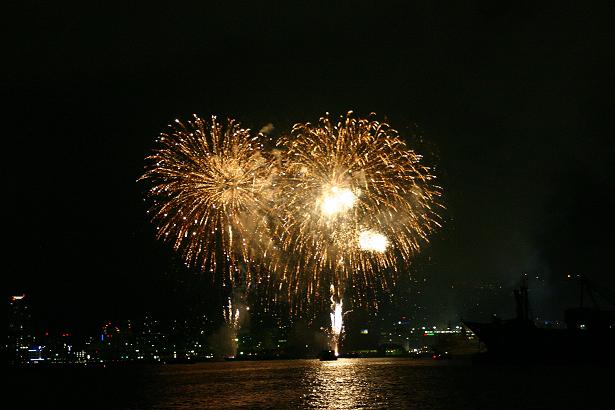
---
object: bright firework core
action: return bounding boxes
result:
[319,186,356,217]
[358,230,389,253]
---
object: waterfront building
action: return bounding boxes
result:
[7,294,35,365]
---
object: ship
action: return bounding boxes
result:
[464,276,615,363]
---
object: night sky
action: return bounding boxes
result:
[6,2,615,332]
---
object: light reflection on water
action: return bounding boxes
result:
[301,359,385,409]
[11,357,613,409]
[139,358,612,409]
[146,358,434,409]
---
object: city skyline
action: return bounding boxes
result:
[8,291,480,366]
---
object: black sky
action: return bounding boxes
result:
[6,1,615,330]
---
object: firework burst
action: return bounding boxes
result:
[270,112,442,312]
[140,115,274,287]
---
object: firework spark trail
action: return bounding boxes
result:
[140,115,275,287]
[224,297,241,354]
[329,293,343,356]
[224,296,241,330]
[270,112,442,313]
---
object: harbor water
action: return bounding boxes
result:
[9,357,613,409]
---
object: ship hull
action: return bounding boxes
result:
[465,321,615,363]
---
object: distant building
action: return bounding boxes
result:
[7,294,35,365]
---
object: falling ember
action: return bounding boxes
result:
[358,230,389,253]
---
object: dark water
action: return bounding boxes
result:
[9,358,613,409]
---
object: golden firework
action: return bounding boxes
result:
[270,112,442,311]
[140,115,274,287]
